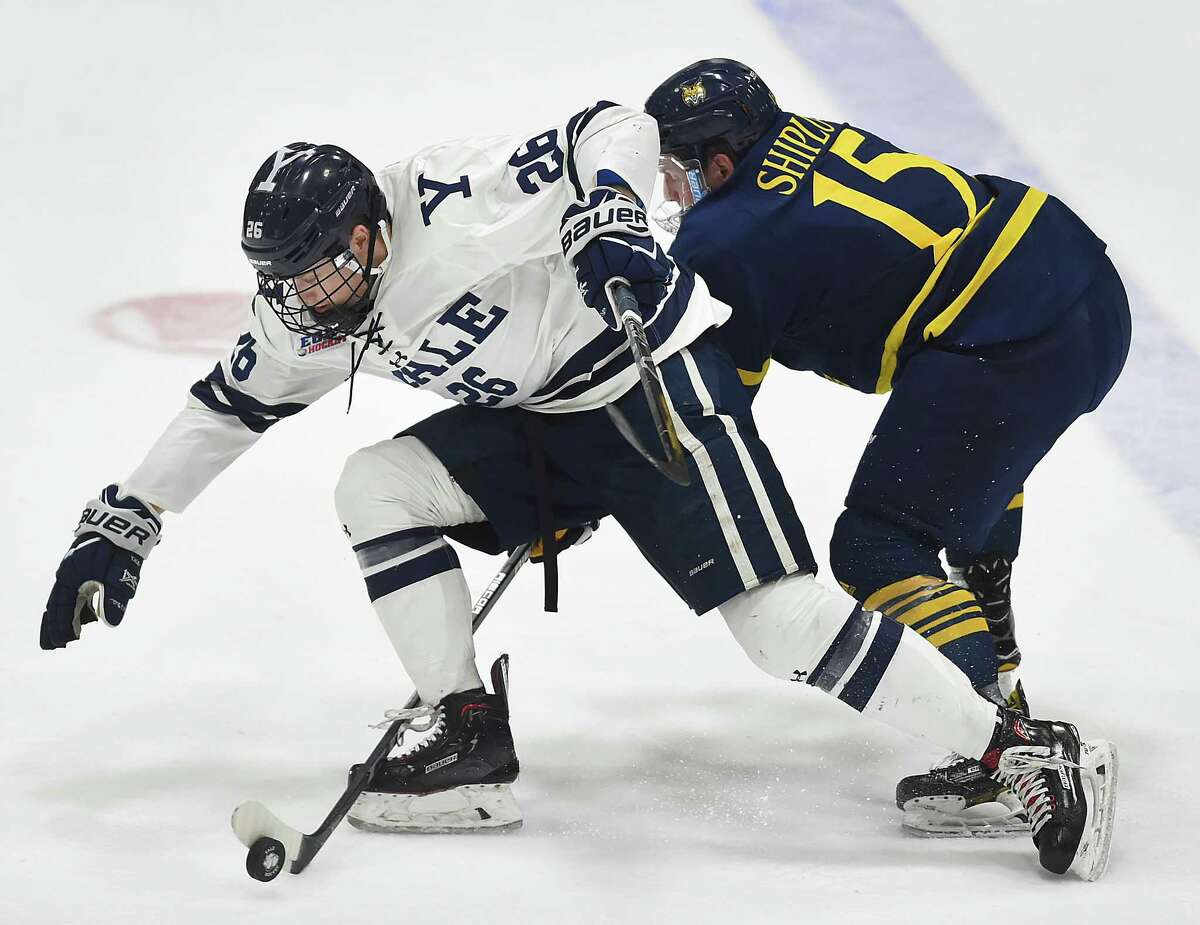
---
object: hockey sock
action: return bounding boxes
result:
[840,616,1000,758]
[351,527,483,702]
[799,606,998,757]
[863,576,999,695]
[721,573,997,758]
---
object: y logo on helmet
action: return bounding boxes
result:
[681,81,707,106]
[256,144,317,193]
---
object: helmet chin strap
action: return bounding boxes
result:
[366,219,392,292]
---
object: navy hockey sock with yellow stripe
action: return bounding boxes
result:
[863,575,998,695]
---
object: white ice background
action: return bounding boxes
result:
[2,1,1197,922]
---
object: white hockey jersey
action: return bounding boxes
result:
[124,102,729,513]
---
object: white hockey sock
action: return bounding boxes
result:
[858,622,1000,758]
[335,436,490,704]
[366,546,483,703]
[722,573,998,759]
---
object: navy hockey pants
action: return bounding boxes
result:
[404,335,818,615]
[830,253,1131,597]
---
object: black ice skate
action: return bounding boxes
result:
[982,711,1119,880]
[897,680,1032,837]
[896,754,1029,837]
[898,556,1030,836]
[346,655,522,834]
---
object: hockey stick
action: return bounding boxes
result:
[231,542,532,882]
[603,281,691,486]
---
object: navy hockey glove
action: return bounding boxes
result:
[561,187,674,329]
[41,485,162,650]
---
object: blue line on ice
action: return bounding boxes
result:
[757,0,1200,541]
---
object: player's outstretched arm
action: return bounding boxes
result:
[40,304,344,650]
[122,303,345,513]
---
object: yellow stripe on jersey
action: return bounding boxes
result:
[873,200,995,393]
[813,173,960,261]
[1007,492,1025,511]
[922,188,1049,341]
[829,130,981,225]
[738,359,771,387]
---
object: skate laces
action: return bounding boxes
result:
[369,704,439,733]
[381,704,454,761]
[995,747,1081,835]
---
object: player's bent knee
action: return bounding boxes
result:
[828,507,873,595]
[829,507,939,601]
[334,436,445,540]
[719,572,861,682]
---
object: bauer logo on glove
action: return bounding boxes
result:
[77,502,159,550]
[559,189,649,257]
[40,485,163,649]
[561,187,675,328]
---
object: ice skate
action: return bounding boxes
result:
[983,711,1119,880]
[899,557,1030,836]
[898,679,1031,836]
[897,753,1030,837]
[347,656,522,834]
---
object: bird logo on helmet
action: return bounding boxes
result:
[681,80,707,106]
[646,58,781,233]
[646,58,780,161]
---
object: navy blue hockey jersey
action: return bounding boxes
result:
[671,112,1109,394]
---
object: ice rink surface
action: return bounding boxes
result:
[3,1,1198,921]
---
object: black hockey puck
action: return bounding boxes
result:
[246,836,287,882]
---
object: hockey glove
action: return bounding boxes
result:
[529,521,598,563]
[561,187,674,329]
[40,485,162,650]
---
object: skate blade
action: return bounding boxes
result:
[1071,740,1119,882]
[901,798,1030,838]
[347,783,523,834]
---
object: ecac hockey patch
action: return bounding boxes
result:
[298,334,347,356]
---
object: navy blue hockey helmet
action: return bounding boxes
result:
[645,58,779,163]
[242,143,389,337]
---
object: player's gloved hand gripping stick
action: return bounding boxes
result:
[559,186,690,486]
[603,281,690,486]
[231,542,531,882]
